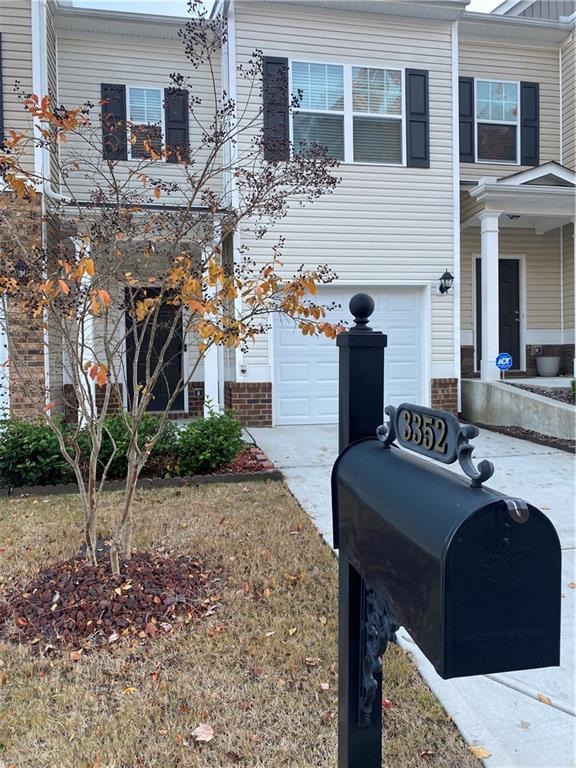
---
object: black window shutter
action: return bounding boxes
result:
[164,88,189,163]
[0,34,5,143]
[101,83,127,161]
[459,76,475,163]
[520,81,539,166]
[263,56,289,162]
[405,69,429,168]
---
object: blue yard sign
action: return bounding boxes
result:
[496,352,513,371]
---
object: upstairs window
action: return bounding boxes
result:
[291,61,406,165]
[291,62,345,160]
[352,67,403,164]
[476,80,519,163]
[128,87,163,159]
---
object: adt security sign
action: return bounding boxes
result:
[496,352,513,371]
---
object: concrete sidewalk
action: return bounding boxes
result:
[250,425,576,768]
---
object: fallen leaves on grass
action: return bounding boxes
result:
[191,724,214,743]
[469,745,491,759]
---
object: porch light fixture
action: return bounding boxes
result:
[439,270,454,295]
[14,260,28,281]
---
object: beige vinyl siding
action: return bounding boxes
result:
[0,1,34,173]
[56,29,220,201]
[561,32,575,170]
[563,223,574,331]
[235,2,456,373]
[460,190,484,223]
[460,227,562,336]
[459,39,560,180]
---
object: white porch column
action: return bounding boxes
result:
[479,211,501,381]
[203,343,220,415]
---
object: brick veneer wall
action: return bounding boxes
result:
[187,381,204,418]
[6,310,46,418]
[224,382,272,427]
[431,378,458,413]
[1,193,45,418]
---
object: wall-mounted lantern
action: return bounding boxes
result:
[14,260,28,281]
[439,269,454,295]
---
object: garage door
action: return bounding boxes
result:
[273,286,425,425]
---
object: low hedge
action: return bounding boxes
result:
[0,410,244,490]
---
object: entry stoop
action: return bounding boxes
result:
[462,379,576,441]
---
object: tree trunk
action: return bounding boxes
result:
[83,500,98,566]
[116,460,139,560]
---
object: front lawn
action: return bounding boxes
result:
[0,482,479,767]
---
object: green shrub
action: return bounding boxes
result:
[177,409,243,476]
[0,419,73,489]
[90,413,178,479]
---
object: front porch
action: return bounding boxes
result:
[460,162,575,381]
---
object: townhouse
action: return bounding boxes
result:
[0,0,574,426]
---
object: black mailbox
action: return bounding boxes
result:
[332,294,562,768]
[333,433,562,680]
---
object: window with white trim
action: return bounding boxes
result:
[352,67,402,164]
[476,80,519,163]
[291,61,404,165]
[292,62,345,161]
[127,87,163,159]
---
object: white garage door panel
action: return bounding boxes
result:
[274,287,425,425]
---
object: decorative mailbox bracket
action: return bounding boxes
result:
[377,403,495,488]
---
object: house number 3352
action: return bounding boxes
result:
[399,408,447,454]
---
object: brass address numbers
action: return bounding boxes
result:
[381,403,462,465]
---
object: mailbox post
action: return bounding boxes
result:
[333,293,561,768]
[335,293,390,768]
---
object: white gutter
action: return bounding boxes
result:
[452,19,462,410]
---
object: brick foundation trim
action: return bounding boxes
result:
[187,381,205,418]
[224,382,272,427]
[461,344,575,379]
[431,378,458,414]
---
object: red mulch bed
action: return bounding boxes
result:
[213,444,275,475]
[0,551,222,652]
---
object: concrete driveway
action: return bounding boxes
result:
[250,425,575,768]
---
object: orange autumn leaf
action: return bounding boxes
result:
[84,258,95,277]
[58,279,70,295]
[153,186,161,200]
[98,290,111,308]
[43,402,55,412]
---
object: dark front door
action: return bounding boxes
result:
[125,289,185,412]
[475,258,521,371]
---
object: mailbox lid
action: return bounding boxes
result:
[443,498,561,679]
[333,439,505,559]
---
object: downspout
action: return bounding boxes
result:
[32,0,52,408]
[560,226,564,345]
[451,19,462,411]
[224,0,246,386]
[559,44,563,165]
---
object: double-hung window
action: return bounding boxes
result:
[291,62,345,161]
[291,61,404,165]
[352,67,403,164]
[476,80,519,163]
[127,87,163,160]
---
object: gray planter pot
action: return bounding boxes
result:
[536,356,561,377]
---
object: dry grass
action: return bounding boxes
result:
[0,483,480,768]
